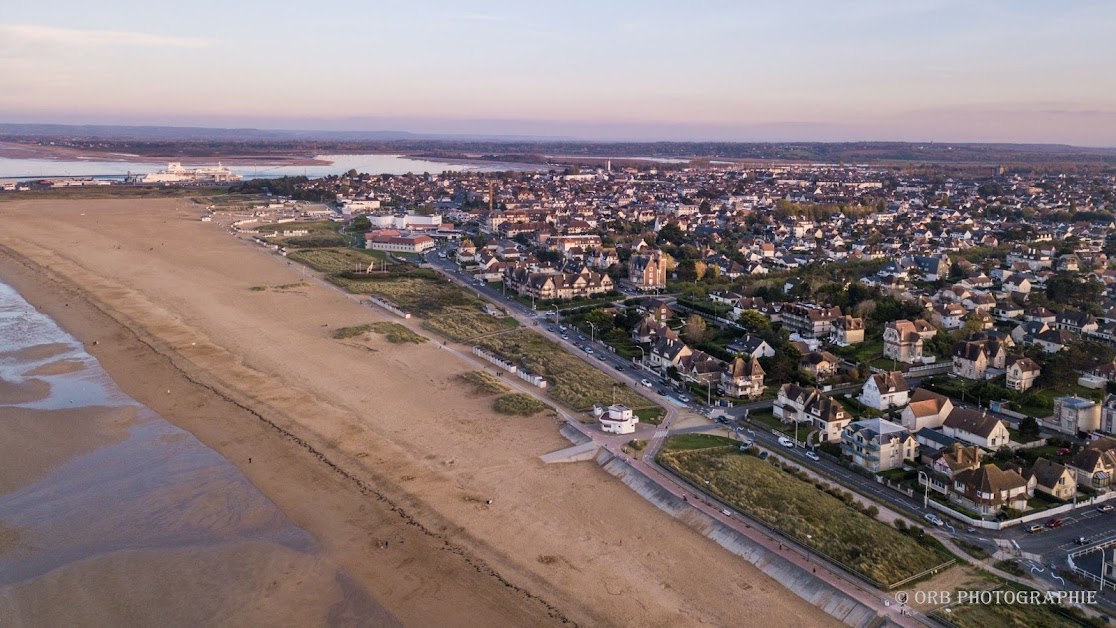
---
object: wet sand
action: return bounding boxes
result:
[0,198,835,627]
[23,358,87,376]
[0,378,50,405]
[0,405,138,494]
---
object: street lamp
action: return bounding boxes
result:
[918,470,930,508]
[588,321,598,343]
[553,304,560,325]
[805,534,813,563]
[636,345,645,367]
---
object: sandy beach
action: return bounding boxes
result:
[0,198,835,627]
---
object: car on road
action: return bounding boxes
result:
[596,354,606,361]
[678,394,691,403]
[721,509,733,517]
[560,334,568,340]
[1046,518,1064,528]
[613,364,625,371]
[924,513,944,527]
[1027,524,1045,534]
[1099,504,1114,513]
[778,436,794,448]
[641,379,653,388]
[1075,536,1092,545]
[547,326,555,332]
[656,389,666,396]
[758,450,769,460]
[805,451,820,461]
[585,347,593,354]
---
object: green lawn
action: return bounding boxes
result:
[660,434,738,451]
[634,406,665,425]
[659,446,952,587]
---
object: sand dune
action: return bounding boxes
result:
[0,198,835,627]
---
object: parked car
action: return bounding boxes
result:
[1058,447,1071,456]
[678,395,691,403]
[613,364,624,371]
[640,379,653,388]
[1099,504,1114,513]
[1075,536,1092,545]
[1027,524,1045,534]
[778,436,794,448]
[585,347,594,354]
[560,334,569,340]
[758,451,769,460]
[722,509,733,517]
[656,389,666,396]
[596,354,607,361]
[805,451,820,462]
[924,513,944,527]
[1046,518,1064,528]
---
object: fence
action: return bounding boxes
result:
[1068,539,1116,592]
[368,296,410,319]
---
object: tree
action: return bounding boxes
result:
[657,223,685,246]
[736,310,772,334]
[1018,416,1041,440]
[693,261,708,281]
[683,315,708,344]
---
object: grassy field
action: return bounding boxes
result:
[458,371,508,396]
[493,393,552,416]
[0,186,230,202]
[661,434,738,451]
[659,444,951,587]
[476,328,654,411]
[288,248,395,274]
[939,578,1091,628]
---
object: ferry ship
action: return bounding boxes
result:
[136,162,242,184]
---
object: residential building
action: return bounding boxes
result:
[1050,396,1101,436]
[726,335,775,359]
[942,408,1010,450]
[951,338,1006,380]
[1005,356,1041,392]
[951,464,1033,516]
[628,251,669,291]
[900,388,954,432]
[883,319,934,364]
[830,315,865,345]
[1024,459,1077,501]
[720,357,765,398]
[858,371,910,411]
[800,350,841,380]
[364,233,436,253]
[780,303,842,339]
[1103,394,1116,434]
[1067,437,1116,489]
[841,418,918,472]
[503,268,613,300]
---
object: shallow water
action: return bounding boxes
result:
[0,280,316,585]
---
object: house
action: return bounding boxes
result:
[830,316,865,346]
[503,268,613,300]
[1054,309,1098,335]
[774,383,815,424]
[933,303,967,330]
[726,335,775,359]
[720,357,765,398]
[883,319,934,364]
[1005,356,1041,392]
[1102,394,1116,434]
[1033,328,1074,353]
[1024,458,1077,501]
[901,388,954,432]
[942,408,1010,450]
[951,339,1006,380]
[800,350,841,380]
[951,464,1033,516]
[649,337,692,371]
[773,384,850,443]
[628,251,669,291]
[678,350,725,386]
[858,371,910,411]
[931,443,984,479]
[841,418,918,472]
[1050,396,1101,436]
[599,404,638,435]
[631,316,677,345]
[1067,437,1116,489]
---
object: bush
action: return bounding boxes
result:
[493,393,550,416]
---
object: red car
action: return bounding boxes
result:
[1046,518,1064,528]
[1058,448,1071,456]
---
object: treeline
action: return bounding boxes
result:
[228,176,332,201]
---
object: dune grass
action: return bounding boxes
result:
[493,393,551,416]
[459,371,508,396]
[659,446,951,587]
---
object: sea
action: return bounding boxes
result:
[0,153,520,181]
[0,278,390,621]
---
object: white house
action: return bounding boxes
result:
[599,404,638,435]
[858,371,910,411]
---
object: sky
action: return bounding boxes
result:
[1,0,1115,145]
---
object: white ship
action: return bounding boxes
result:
[138,162,242,184]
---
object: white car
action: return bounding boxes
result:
[805,451,820,461]
[678,394,691,403]
[640,379,653,388]
[924,513,944,527]
[721,509,733,517]
[778,436,794,448]
[585,347,593,354]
